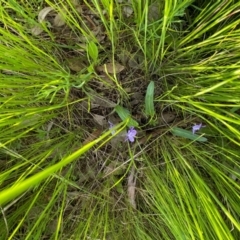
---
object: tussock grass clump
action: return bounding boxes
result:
[0,0,239,239]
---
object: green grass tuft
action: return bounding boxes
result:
[0,0,240,239]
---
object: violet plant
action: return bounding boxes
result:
[126,127,137,142]
[192,123,204,134]
[108,121,137,142]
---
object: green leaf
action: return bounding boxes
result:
[145,81,155,117]
[171,127,208,142]
[115,105,139,127]
[87,41,98,62]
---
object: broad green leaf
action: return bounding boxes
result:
[115,105,139,127]
[171,127,207,142]
[87,41,98,62]
[145,81,155,117]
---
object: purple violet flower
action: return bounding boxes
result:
[126,127,137,142]
[192,123,203,134]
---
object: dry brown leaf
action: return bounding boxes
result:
[92,114,106,126]
[92,26,106,43]
[106,115,128,147]
[76,43,87,52]
[38,7,54,23]
[159,112,176,124]
[128,53,144,69]
[31,7,53,36]
[71,0,79,6]
[67,57,87,72]
[148,2,162,22]
[76,5,83,14]
[53,10,66,27]
[98,73,115,86]
[130,92,144,106]
[123,6,133,17]
[31,7,54,36]
[118,52,129,66]
[91,95,117,108]
[31,25,44,36]
[31,6,66,35]
[104,160,126,176]
[109,129,127,147]
[97,62,125,74]
[83,129,102,145]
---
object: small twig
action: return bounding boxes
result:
[127,165,137,209]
